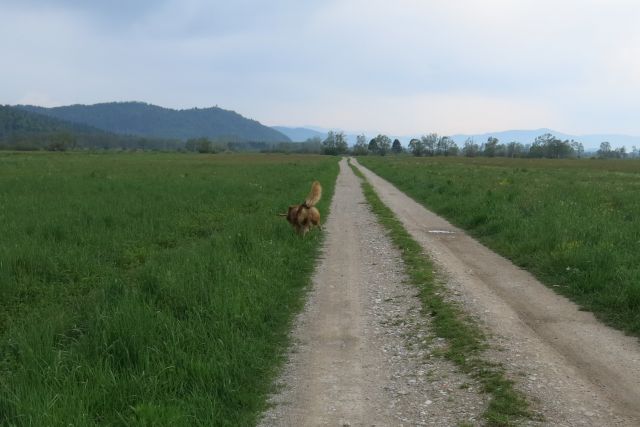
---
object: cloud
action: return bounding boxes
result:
[1,0,640,134]
[252,90,558,136]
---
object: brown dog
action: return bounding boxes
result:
[279,181,322,235]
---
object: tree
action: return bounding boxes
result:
[352,134,368,155]
[196,138,212,153]
[408,138,425,156]
[322,131,348,155]
[530,133,573,159]
[436,136,458,156]
[322,131,337,155]
[375,134,391,156]
[570,140,584,158]
[598,141,612,158]
[392,138,403,154]
[484,137,499,157]
[462,137,480,157]
[368,138,379,154]
[303,136,323,153]
[46,131,75,151]
[420,133,438,156]
[505,141,525,158]
[185,138,197,152]
[335,131,348,154]
[615,146,627,159]
[446,139,459,156]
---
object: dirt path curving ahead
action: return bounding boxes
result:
[353,158,640,426]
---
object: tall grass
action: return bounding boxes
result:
[358,156,640,337]
[0,152,338,426]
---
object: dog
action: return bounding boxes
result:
[279,181,322,235]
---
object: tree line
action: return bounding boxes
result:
[317,130,639,159]
[321,132,403,156]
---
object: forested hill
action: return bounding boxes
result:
[1,105,105,137]
[0,104,182,151]
[18,102,290,143]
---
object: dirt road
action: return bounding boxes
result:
[353,158,640,426]
[260,158,485,426]
[260,158,640,426]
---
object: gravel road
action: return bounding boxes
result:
[259,157,640,426]
[259,158,486,426]
[353,158,640,426]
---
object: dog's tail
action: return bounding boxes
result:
[304,181,322,208]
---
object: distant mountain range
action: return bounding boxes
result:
[275,126,640,150]
[271,126,326,142]
[17,102,290,143]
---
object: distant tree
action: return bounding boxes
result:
[505,141,525,158]
[484,137,499,157]
[335,131,348,154]
[553,139,573,158]
[436,136,458,156]
[421,133,438,156]
[529,139,544,158]
[46,132,75,151]
[462,137,480,157]
[447,140,460,156]
[569,140,584,158]
[322,131,337,155]
[408,138,425,156]
[392,138,403,154]
[196,138,212,153]
[353,134,368,155]
[321,131,348,155]
[185,138,197,152]
[375,134,392,156]
[368,138,379,153]
[529,133,573,159]
[303,136,323,153]
[435,136,446,156]
[598,141,612,158]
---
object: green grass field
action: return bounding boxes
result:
[358,156,640,337]
[0,152,338,426]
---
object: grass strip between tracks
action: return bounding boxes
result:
[349,159,532,426]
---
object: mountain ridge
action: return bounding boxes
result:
[18,101,290,143]
[271,126,325,142]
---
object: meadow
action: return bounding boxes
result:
[0,152,338,426]
[358,156,640,337]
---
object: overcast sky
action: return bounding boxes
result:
[2,0,640,135]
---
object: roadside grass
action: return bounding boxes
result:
[0,152,338,426]
[358,156,640,338]
[349,160,531,426]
